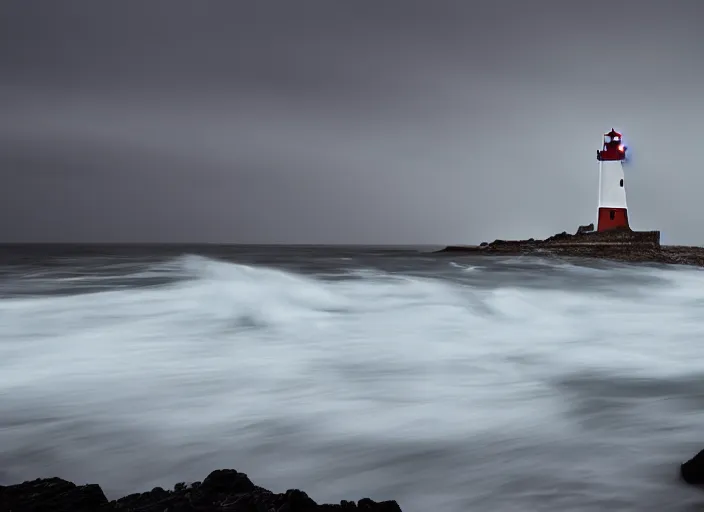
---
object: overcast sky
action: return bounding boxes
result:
[1,0,703,244]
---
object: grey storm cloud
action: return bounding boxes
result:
[1,0,703,244]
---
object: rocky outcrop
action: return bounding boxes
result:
[542,226,660,247]
[0,469,403,512]
[575,223,594,235]
[436,225,704,267]
[681,449,704,485]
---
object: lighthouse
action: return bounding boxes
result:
[596,129,629,232]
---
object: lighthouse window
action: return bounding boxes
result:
[609,210,615,220]
[620,179,624,187]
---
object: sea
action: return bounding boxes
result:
[1,244,704,512]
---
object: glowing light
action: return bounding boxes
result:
[619,145,625,152]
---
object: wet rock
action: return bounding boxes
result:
[201,469,256,495]
[0,470,403,512]
[438,226,704,268]
[681,448,704,485]
[0,477,110,511]
[575,223,595,235]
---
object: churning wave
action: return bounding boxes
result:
[2,253,704,511]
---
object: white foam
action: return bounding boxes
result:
[449,261,479,271]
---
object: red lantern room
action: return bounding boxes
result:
[597,129,627,162]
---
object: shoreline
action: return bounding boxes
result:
[437,227,704,268]
[0,469,403,512]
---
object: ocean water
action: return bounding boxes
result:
[1,244,703,511]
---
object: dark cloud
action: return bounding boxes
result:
[1,0,703,243]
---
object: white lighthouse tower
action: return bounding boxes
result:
[596,128,629,231]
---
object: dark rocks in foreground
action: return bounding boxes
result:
[681,449,704,486]
[438,226,704,267]
[0,469,403,512]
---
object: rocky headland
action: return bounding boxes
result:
[438,225,704,267]
[0,469,402,512]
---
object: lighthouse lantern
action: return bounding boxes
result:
[596,128,629,232]
[597,129,627,162]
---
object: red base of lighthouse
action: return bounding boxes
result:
[597,207,630,232]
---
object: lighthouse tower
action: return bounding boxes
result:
[596,129,629,231]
